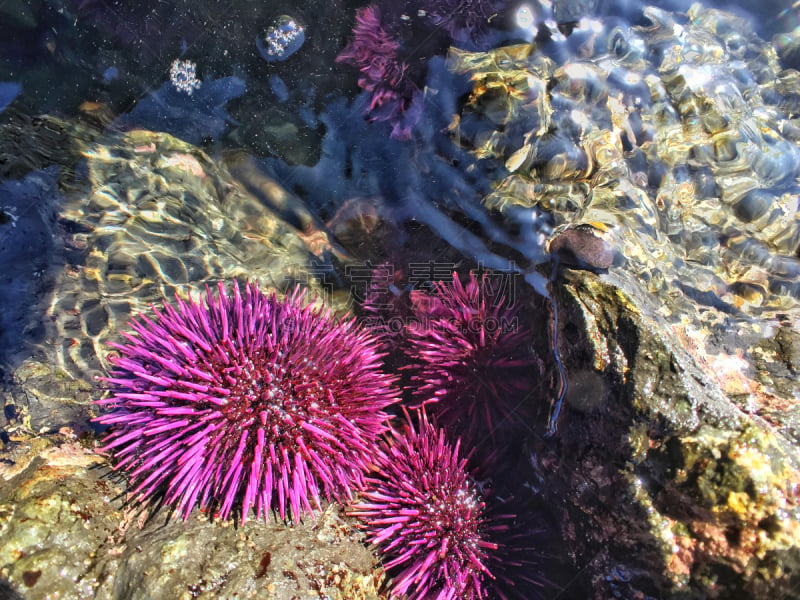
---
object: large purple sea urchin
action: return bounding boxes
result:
[350,411,504,600]
[93,281,399,522]
[405,272,535,441]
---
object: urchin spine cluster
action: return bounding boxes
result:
[336,5,421,139]
[349,411,503,600]
[94,280,399,522]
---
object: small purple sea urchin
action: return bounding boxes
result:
[93,281,399,522]
[405,272,535,441]
[350,410,505,600]
[336,5,423,139]
[419,0,505,42]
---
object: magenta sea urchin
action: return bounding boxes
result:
[336,5,423,139]
[93,281,399,522]
[405,272,535,440]
[349,411,506,600]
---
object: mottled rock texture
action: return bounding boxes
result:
[0,432,383,599]
[533,271,800,598]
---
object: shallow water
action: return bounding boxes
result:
[3,0,794,389]
[1,0,799,598]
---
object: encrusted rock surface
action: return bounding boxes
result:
[534,270,800,598]
[0,431,383,599]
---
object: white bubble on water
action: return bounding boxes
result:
[256,15,305,63]
[515,4,535,30]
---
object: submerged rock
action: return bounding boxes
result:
[256,15,306,63]
[0,120,332,434]
[548,224,617,271]
[534,270,800,597]
[448,2,800,341]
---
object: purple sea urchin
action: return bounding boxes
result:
[93,281,399,522]
[420,0,504,42]
[336,6,423,139]
[405,272,535,441]
[350,410,504,600]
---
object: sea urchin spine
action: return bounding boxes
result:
[336,5,422,139]
[93,281,400,523]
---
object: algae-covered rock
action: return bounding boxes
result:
[0,431,384,599]
[535,271,800,598]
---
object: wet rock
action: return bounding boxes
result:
[536,270,800,598]
[0,432,383,600]
[549,225,617,272]
[0,433,124,599]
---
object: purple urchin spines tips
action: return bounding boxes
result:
[349,410,503,600]
[404,271,535,440]
[360,262,415,354]
[93,280,400,522]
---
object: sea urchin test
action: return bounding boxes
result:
[93,281,399,522]
[256,15,305,62]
